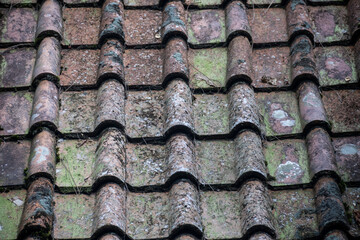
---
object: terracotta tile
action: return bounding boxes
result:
[343,187,360,237]
[100,233,122,240]
[315,46,358,86]
[126,143,166,187]
[59,90,97,133]
[123,0,159,6]
[184,0,222,7]
[271,189,319,239]
[162,1,187,43]
[125,90,165,138]
[0,0,36,4]
[324,230,349,240]
[309,6,350,43]
[124,10,162,46]
[285,0,313,42]
[163,38,188,84]
[196,139,235,184]
[256,91,302,137]
[322,90,360,133]
[247,8,288,44]
[0,190,27,240]
[265,139,310,186]
[124,49,163,86]
[63,8,101,45]
[225,1,251,42]
[189,48,227,89]
[0,48,35,88]
[98,40,125,84]
[0,8,37,43]
[333,136,360,182]
[201,191,241,239]
[127,192,169,239]
[193,93,229,135]
[0,91,33,136]
[248,0,281,4]
[99,0,124,45]
[54,193,94,239]
[252,47,291,88]
[60,49,99,87]
[249,233,274,240]
[0,140,30,186]
[187,10,226,45]
[64,0,99,4]
[56,138,97,193]
[348,0,360,39]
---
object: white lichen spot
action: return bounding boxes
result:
[280,119,295,127]
[276,161,303,182]
[31,113,40,122]
[32,146,50,164]
[340,144,358,155]
[272,109,288,119]
[10,196,24,206]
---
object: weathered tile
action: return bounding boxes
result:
[0,48,35,88]
[322,90,360,133]
[64,0,100,4]
[123,0,159,6]
[54,193,94,239]
[316,46,358,86]
[0,8,37,43]
[193,93,229,136]
[125,90,165,138]
[309,6,350,43]
[256,92,302,137]
[189,48,227,89]
[0,91,33,136]
[126,143,166,187]
[98,40,124,84]
[265,139,310,186]
[163,38,188,84]
[56,139,97,192]
[201,191,241,239]
[99,0,124,46]
[0,190,27,240]
[0,0,36,4]
[187,10,226,45]
[285,0,313,42]
[127,192,169,239]
[162,2,187,44]
[0,141,30,186]
[124,10,162,46]
[247,8,288,44]
[247,0,281,4]
[184,0,222,7]
[124,49,163,86]
[343,187,360,238]
[59,90,97,133]
[60,49,99,87]
[252,47,291,88]
[196,140,235,184]
[271,189,319,239]
[63,8,101,45]
[333,136,360,182]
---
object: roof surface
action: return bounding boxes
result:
[0,0,360,239]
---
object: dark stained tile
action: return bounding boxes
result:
[63,8,101,45]
[247,8,288,44]
[0,91,33,136]
[343,187,360,238]
[265,139,310,186]
[0,141,30,186]
[124,49,163,86]
[124,10,162,46]
[60,49,99,87]
[322,90,360,133]
[0,48,35,88]
[187,10,226,45]
[0,8,37,43]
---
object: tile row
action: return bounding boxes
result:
[2,41,360,89]
[2,183,360,239]
[1,0,359,46]
[2,87,360,138]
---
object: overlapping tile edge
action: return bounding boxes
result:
[0,0,360,239]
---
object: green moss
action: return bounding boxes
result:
[0,55,7,87]
[23,92,33,104]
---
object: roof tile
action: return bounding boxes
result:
[162,1,187,44]
[99,0,125,45]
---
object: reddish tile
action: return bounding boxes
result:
[315,46,358,86]
[265,139,310,186]
[256,92,302,137]
[0,8,37,43]
[271,189,319,239]
[64,0,99,4]
[225,2,251,41]
[0,140,30,186]
[184,0,222,7]
[54,193,94,239]
[333,136,360,182]
[322,90,360,133]
[187,10,226,45]
[309,6,350,43]
[162,2,187,43]
[59,90,97,133]
[252,47,291,88]
[248,0,281,4]
[163,38,188,84]
[63,8,101,45]
[124,49,163,86]
[0,48,35,88]
[193,93,229,135]
[0,190,27,240]
[0,91,33,136]
[247,8,288,44]
[124,10,162,46]
[98,40,124,84]
[60,49,99,87]
[123,0,159,6]
[99,0,124,45]
[125,90,165,138]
